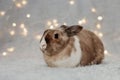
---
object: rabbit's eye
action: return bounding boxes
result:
[54,33,59,39]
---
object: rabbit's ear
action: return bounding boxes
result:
[60,25,68,30]
[65,25,83,37]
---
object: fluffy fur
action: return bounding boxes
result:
[40,25,104,67]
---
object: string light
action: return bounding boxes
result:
[104,50,109,55]
[12,23,17,27]
[26,14,31,18]
[22,0,27,5]
[91,8,96,13]
[46,19,59,28]
[35,35,42,40]
[78,18,87,25]
[2,52,7,56]
[22,28,28,36]
[50,25,54,29]
[10,30,15,36]
[47,21,52,26]
[14,0,27,8]
[63,22,67,25]
[7,47,15,52]
[53,19,57,23]
[96,23,101,29]
[20,23,25,28]
[78,20,82,25]
[69,0,75,5]
[16,3,22,8]
[82,18,86,24]
[0,11,5,16]
[20,23,28,36]
[97,16,103,21]
[98,32,103,38]
[104,50,111,56]
[13,0,16,2]
[54,23,59,27]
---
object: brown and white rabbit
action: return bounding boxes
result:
[40,25,104,67]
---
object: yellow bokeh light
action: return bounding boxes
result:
[96,24,101,29]
[69,0,75,5]
[10,30,15,36]
[104,50,108,55]
[63,22,67,25]
[12,23,16,27]
[16,3,22,8]
[78,20,82,25]
[50,25,54,29]
[13,0,16,2]
[104,50,111,56]
[35,35,42,40]
[2,52,7,56]
[22,28,28,36]
[91,8,96,13]
[26,14,31,18]
[54,23,59,27]
[53,19,57,23]
[78,18,87,25]
[82,18,86,24]
[7,47,15,52]
[98,32,103,38]
[47,21,52,26]
[22,0,27,5]
[0,11,5,16]
[97,16,103,21]
[20,23,25,28]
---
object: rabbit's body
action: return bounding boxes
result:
[40,25,104,67]
[44,36,81,67]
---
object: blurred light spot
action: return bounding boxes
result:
[54,23,59,27]
[82,18,86,24]
[7,47,15,52]
[104,50,108,55]
[91,8,96,13]
[20,23,25,28]
[16,3,22,8]
[35,35,42,40]
[12,23,16,27]
[78,20,82,25]
[53,19,57,23]
[97,16,103,21]
[2,52,7,56]
[69,0,75,5]
[98,32,103,38]
[22,0,27,5]
[47,21,52,26]
[0,11,5,16]
[26,14,31,18]
[50,25,54,29]
[78,18,87,25]
[63,22,67,25]
[10,30,15,36]
[13,0,16,2]
[96,24,101,29]
[22,28,28,36]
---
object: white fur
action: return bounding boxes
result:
[53,36,81,67]
[40,36,47,50]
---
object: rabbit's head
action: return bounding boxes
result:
[40,25,83,56]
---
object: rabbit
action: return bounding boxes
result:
[40,25,104,67]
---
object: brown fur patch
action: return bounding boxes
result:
[77,29,104,66]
